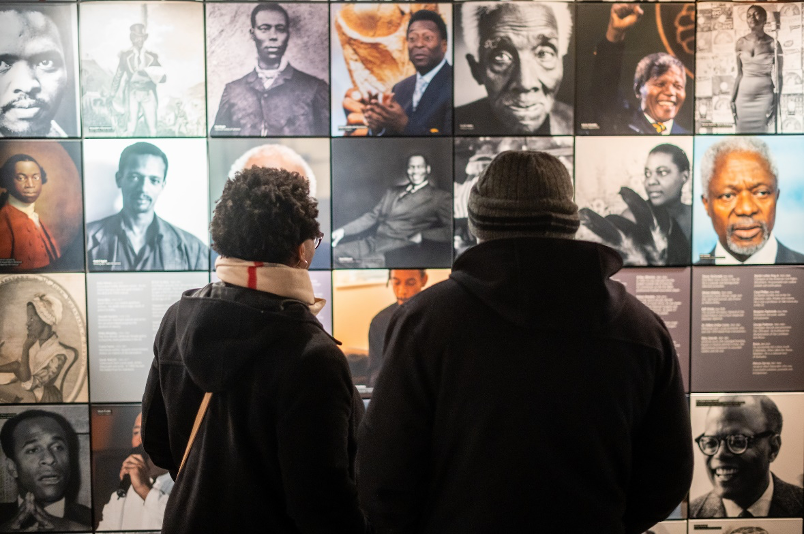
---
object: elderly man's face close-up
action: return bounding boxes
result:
[701,403,779,506]
[471,4,563,133]
[116,154,167,216]
[0,10,67,137]
[9,160,44,205]
[644,151,687,208]
[639,65,686,124]
[703,151,778,260]
[6,416,70,504]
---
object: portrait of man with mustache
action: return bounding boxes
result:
[697,137,804,265]
[0,6,77,138]
[85,142,208,272]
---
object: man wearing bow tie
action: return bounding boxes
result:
[332,154,451,268]
[211,3,329,137]
[363,9,453,136]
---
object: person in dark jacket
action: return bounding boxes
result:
[141,167,366,533]
[357,150,694,533]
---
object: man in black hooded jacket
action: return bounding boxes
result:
[357,151,693,532]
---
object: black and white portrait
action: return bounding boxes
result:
[454,2,575,136]
[0,141,84,272]
[0,4,79,138]
[454,136,574,257]
[332,138,453,268]
[207,3,330,137]
[0,274,87,404]
[208,138,331,269]
[575,3,695,136]
[689,394,804,519]
[79,2,206,137]
[91,405,172,532]
[575,136,693,266]
[696,3,802,134]
[83,139,209,272]
[0,405,90,532]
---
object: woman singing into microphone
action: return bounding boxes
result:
[731,5,783,133]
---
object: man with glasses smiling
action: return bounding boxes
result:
[86,142,207,271]
[691,396,804,518]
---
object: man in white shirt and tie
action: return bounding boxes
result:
[364,10,453,136]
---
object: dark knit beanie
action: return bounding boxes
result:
[468,150,580,241]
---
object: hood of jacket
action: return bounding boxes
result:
[172,282,331,393]
[449,237,627,333]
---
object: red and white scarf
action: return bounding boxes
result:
[214,257,325,316]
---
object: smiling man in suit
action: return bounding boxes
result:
[691,396,804,518]
[363,9,452,136]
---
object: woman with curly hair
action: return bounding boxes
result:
[141,167,366,532]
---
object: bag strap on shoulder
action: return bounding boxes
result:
[178,392,212,477]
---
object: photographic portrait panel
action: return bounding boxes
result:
[91,403,171,532]
[691,265,804,392]
[692,135,804,265]
[79,1,206,137]
[0,4,80,138]
[83,138,209,273]
[207,2,330,137]
[689,393,804,519]
[0,274,88,404]
[696,3,804,135]
[454,2,576,136]
[0,404,90,532]
[208,137,331,269]
[332,137,453,269]
[453,136,573,257]
[575,2,695,136]
[0,141,84,272]
[330,3,453,137]
[332,268,450,393]
[574,136,693,266]
[87,272,209,403]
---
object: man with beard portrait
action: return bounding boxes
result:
[698,137,804,265]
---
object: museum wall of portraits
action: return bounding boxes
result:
[0,0,803,532]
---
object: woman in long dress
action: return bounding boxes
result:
[731,5,783,133]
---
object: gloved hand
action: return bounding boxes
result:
[579,187,672,266]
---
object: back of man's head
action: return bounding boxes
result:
[468,150,579,242]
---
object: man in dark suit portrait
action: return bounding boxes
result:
[586,4,689,136]
[0,410,90,532]
[698,137,804,265]
[110,23,166,137]
[211,3,329,137]
[363,9,452,136]
[86,142,207,272]
[332,153,451,268]
[455,2,573,136]
[691,396,804,518]
[366,269,428,388]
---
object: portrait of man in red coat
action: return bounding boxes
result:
[0,154,60,271]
